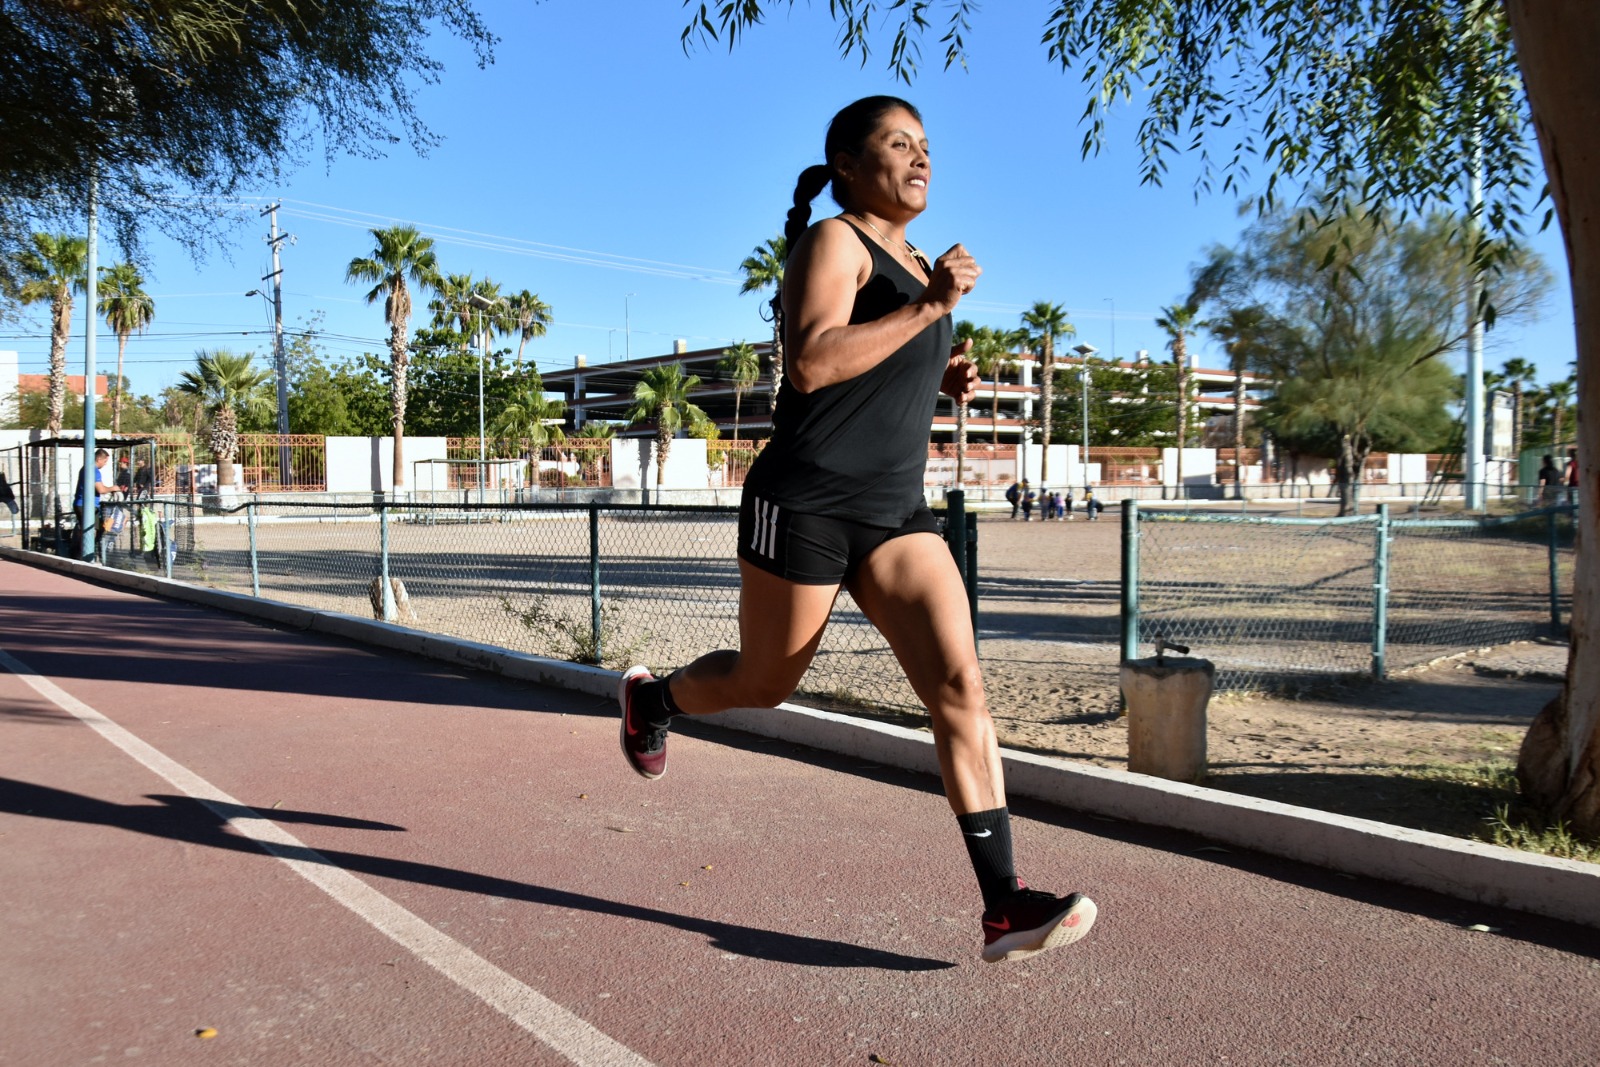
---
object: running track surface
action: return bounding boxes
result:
[2,559,1598,1067]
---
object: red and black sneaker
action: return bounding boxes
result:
[980,885,1097,963]
[618,665,668,780]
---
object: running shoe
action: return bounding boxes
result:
[618,664,668,780]
[980,885,1097,963]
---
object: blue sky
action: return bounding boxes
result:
[3,1,1579,401]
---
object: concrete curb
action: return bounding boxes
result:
[5,545,1596,931]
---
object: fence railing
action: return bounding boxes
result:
[37,497,979,714]
[12,487,1572,711]
[1121,499,1576,691]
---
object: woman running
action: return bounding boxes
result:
[618,95,1097,963]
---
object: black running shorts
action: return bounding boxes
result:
[737,492,942,585]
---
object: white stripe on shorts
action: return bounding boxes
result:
[750,496,780,560]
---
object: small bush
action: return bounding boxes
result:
[499,594,645,669]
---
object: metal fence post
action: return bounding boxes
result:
[379,503,395,621]
[247,502,260,598]
[1120,499,1139,664]
[942,490,979,647]
[162,501,173,580]
[589,502,602,662]
[1548,506,1562,630]
[1372,503,1390,679]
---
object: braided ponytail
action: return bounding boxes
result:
[783,164,834,258]
[771,163,834,328]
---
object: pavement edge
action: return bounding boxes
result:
[5,545,1595,931]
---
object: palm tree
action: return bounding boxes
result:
[1500,357,1538,454]
[177,349,273,490]
[506,288,553,372]
[16,232,88,434]
[489,372,567,468]
[954,322,1014,486]
[1209,305,1269,498]
[1020,302,1075,483]
[98,262,156,434]
[739,236,786,409]
[626,364,709,489]
[1156,302,1202,494]
[345,225,442,492]
[430,272,478,335]
[717,340,761,441]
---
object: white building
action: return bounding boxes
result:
[0,350,17,424]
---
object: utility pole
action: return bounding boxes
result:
[262,203,290,487]
[80,171,100,561]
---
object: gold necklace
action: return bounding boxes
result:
[853,215,928,274]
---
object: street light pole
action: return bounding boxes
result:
[625,293,636,359]
[468,293,506,503]
[1073,343,1098,494]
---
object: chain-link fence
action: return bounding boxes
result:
[19,490,1576,709]
[73,498,926,713]
[1125,501,1576,691]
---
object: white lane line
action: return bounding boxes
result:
[0,646,655,1067]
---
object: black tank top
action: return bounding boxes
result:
[743,220,952,525]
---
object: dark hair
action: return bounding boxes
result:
[771,96,921,331]
[781,95,922,257]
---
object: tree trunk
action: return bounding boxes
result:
[656,420,672,488]
[1512,381,1524,456]
[1233,356,1246,499]
[1039,340,1054,484]
[1335,435,1357,517]
[732,391,741,442]
[1505,0,1600,834]
[1554,400,1565,448]
[212,407,238,489]
[113,332,129,434]
[48,296,70,435]
[390,322,408,493]
[956,400,968,487]
[1174,340,1189,496]
[992,365,1002,445]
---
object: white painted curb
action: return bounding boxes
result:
[5,545,1596,931]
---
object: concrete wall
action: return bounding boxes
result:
[0,350,16,424]
[1015,443,1071,488]
[1162,447,1218,487]
[610,437,709,491]
[325,436,449,494]
[1390,453,1429,484]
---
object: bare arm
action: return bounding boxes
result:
[782,218,979,393]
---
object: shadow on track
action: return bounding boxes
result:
[0,777,954,973]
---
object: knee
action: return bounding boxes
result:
[740,674,799,709]
[937,661,986,711]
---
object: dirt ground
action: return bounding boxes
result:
[967,512,1566,841]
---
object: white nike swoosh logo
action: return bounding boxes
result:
[965,829,993,838]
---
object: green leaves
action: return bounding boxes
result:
[686,2,1536,269]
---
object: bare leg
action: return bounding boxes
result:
[667,559,840,715]
[846,532,1003,815]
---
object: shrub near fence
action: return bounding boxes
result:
[1123,500,1576,691]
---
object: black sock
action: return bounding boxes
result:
[637,672,681,730]
[957,807,1019,911]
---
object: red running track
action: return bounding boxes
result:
[2,558,1598,1066]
